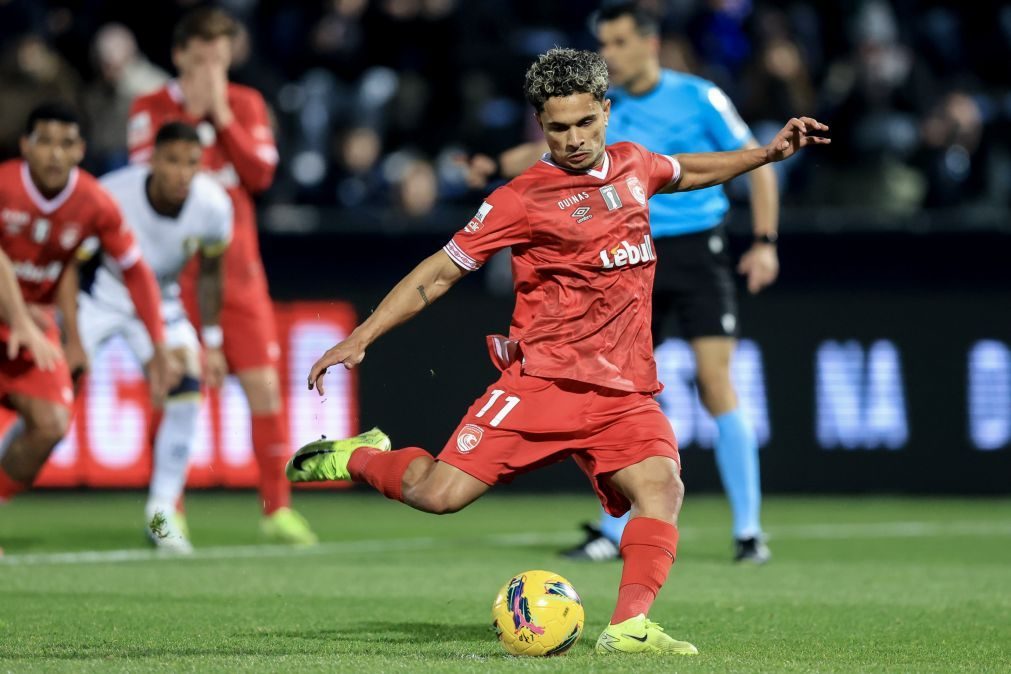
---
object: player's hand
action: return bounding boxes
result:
[204,347,228,389]
[7,316,60,371]
[738,243,780,294]
[461,154,499,190]
[206,66,233,127]
[179,70,212,119]
[765,117,830,162]
[307,337,366,396]
[62,338,90,389]
[147,344,181,400]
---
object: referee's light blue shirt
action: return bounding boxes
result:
[607,69,753,238]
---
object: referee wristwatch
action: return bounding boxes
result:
[755,232,779,245]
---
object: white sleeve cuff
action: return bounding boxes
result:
[443,240,481,271]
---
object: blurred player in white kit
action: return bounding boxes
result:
[66,121,232,552]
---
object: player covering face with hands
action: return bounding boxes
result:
[294,48,827,656]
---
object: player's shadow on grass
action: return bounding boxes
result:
[261,621,491,644]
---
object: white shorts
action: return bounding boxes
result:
[79,293,199,366]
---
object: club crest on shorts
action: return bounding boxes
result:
[457,424,484,453]
[626,176,647,206]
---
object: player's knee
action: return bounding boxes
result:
[167,374,201,401]
[24,406,69,450]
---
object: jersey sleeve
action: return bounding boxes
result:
[634,144,682,197]
[443,186,530,272]
[198,180,234,257]
[92,191,142,269]
[215,88,279,194]
[127,97,157,164]
[700,84,753,151]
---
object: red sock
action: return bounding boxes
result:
[251,413,291,515]
[611,517,679,624]
[0,466,29,503]
[347,446,430,502]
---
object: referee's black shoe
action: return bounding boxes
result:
[734,536,771,564]
[560,523,620,562]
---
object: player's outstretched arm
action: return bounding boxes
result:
[55,262,88,383]
[308,250,466,395]
[664,117,829,193]
[0,249,60,371]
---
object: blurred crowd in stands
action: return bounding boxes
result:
[1,0,1010,224]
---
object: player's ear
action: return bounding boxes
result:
[18,134,30,158]
[534,111,544,131]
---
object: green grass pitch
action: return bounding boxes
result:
[1,491,1009,672]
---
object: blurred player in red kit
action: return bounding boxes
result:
[0,102,171,503]
[127,8,316,544]
[288,48,829,654]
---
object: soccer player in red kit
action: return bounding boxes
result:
[289,49,829,654]
[127,8,316,544]
[0,102,171,503]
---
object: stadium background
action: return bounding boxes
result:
[2,0,1010,494]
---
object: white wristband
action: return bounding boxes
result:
[201,325,224,349]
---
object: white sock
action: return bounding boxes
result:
[0,417,25,462]
[146,397,199,520]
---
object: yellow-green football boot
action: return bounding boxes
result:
[595,614,698,655]
[260,507,318,546]
[285,427,391,482]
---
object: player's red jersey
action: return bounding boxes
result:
[126,80,278,285]
[444,142,680,393]
[0,160,140,332]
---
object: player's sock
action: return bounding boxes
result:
[598,507,630,545]
[251,413,291,515]
[347,446,430,502]
[713,408,762,539]
[0,466,29,503]
[147,397,199,519]
[611,517,678,624]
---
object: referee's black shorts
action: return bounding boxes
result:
[651,224,738,344]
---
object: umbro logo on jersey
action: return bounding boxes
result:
[557,191,589,209]
[599,234,656,270]
[571,205,592,223]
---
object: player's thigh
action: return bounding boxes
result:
[606,455,684,523]
[691,336,738,415]
[77,296,127,361]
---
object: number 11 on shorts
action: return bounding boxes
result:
[475,389,520,427]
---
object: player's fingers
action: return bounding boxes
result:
[7,334,19,361]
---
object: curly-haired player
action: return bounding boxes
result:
[290,48,828,655]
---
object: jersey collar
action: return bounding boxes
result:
[20,162,79,215]
[539,151,610,180]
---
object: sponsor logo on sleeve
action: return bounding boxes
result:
[464,201,493,233]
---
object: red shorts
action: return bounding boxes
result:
[180,255,280,373]
[437,363,680,517]
[0,322,73,410]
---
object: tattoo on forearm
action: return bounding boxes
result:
[417,285,430,307]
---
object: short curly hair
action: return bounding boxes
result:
[524,48,609,113]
